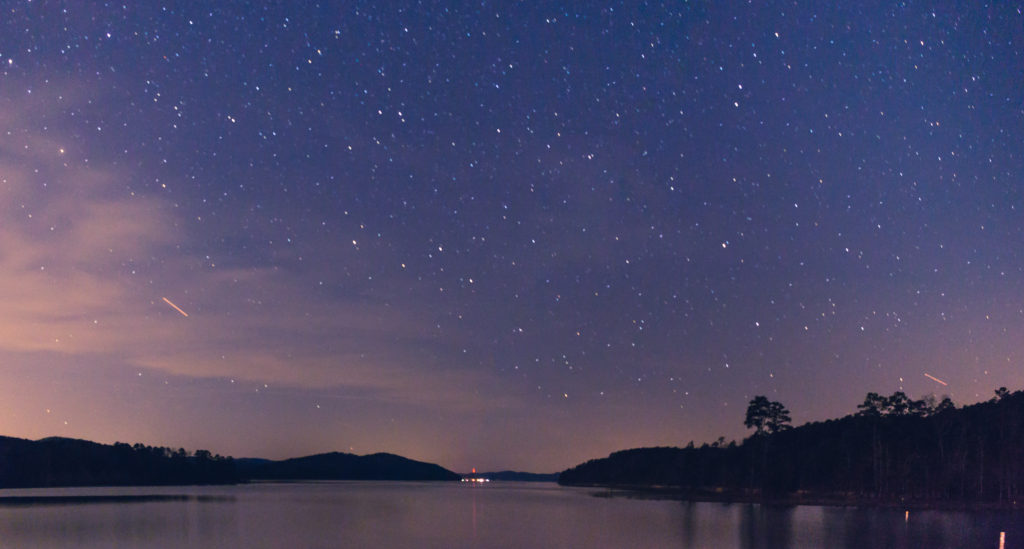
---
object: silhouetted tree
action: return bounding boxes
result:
[885,391,912,415]
[744,396,792,436]
[857,392,886,417]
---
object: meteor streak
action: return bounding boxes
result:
[162,297,189,317]
[924,373,947,386]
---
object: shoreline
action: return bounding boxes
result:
[564,483,1023,511]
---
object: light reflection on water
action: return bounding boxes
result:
[0,482,1018,548]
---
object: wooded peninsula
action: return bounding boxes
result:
[559,387,1024,508]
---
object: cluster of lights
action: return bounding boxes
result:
[461,477,490,483]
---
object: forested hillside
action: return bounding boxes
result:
[560,388,1024,506]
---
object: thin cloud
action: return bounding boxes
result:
[0,87,499,412]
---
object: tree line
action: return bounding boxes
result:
[0,436,238,487]
[560,387,1024,506]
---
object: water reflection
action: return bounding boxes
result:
[0,494,232,506]
[667,496,1023,549]
[822,506,1022,549]
[0,483,1019,548]
[740,504,793,549]
[673,502,796,548]
[679,501,697,547]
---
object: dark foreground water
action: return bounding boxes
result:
[0,482,1019,548]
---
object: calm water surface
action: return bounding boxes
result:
[0,482,1019,548]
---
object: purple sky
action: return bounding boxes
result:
[1,1,1022,472]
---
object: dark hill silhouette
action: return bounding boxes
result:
[0,436,237,488]
[237,452,461,481]
[0,436,460,487]
[560,388,1024,507]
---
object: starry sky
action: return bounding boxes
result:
[1,1,1022,473]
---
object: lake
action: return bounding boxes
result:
[0,482,1019,548]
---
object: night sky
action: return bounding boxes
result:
[1,1,1022,473]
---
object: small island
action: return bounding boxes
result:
[559,387,1024,509]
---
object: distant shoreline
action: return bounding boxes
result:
[0,436,461,489]
[571,483,1024,511]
